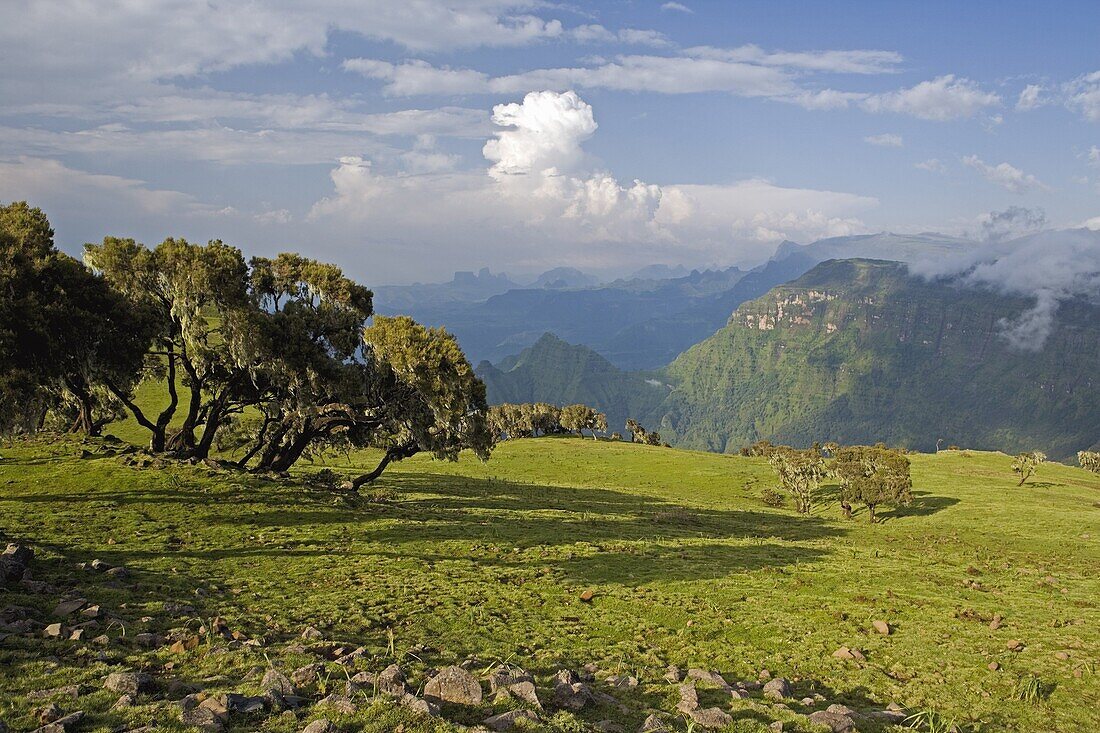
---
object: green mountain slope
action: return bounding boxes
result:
[654,259,1100,457]
[476,333,670,434]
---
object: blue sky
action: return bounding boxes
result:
[1,0,1098,283]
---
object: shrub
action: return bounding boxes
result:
[609,432,622,441]
[1012,451,1046,486]
[832,445,913,523]
[761,487,785,508]
[769,448,827,514]
[1078,450,1100,473]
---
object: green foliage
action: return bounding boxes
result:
[904,709,961,733]
[760,486,785,508]
[660,259,1100,458]
[832,445,913,523]
[768,448,826,513]
[1013,675,1051,705]
[1012,451,1046,486]
[1077,450,1099,473]
[560,403,607,439]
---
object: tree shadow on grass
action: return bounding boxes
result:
[880,491,960,521]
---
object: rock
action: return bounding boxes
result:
[687,708,733,729]
[52,599,87,617]
[317,694,357,715]
[37,704,62,724]
[871,620,891,635]
[800,697,815,706]
[1054,651,1070,660]
[301,626,323,640]
[26,686,81,701]
[112,694,135,710]
[553,681,592,710]
[2,544,33,567]
[989,614,1003,631]
[988,662,1000,671]
[505,680,542,709]
[770,723,784,732]
[483,709,538,731]
[580,589,595,602]
[639,715,669,732]
[375,664,406,697]
[826,704,857,716]
[808,710,856,732]
[1006,639,1023,651]
[398,692,439,717]
[300,718,337,733]
[134,632,163,648]
[554,669,577,686]
[90,559,111,572]
[676,683,699,712]
[596,721,626,733]
[607,674,639,689]
[423,665,483,705]
[105,566,130,580]
[763,677,792,700]
[223,693,266,714]
[292,663,324,686]
[663,665,683,683]
[44,623,65,638]
[262,669,296,697]
[831,646,864,661]
[68,629,84,641]
[104,671,152,695]
[334,646,366,665]
[33,711,84,733]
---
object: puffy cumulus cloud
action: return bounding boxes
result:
[864,133,903,147]
[911,227,1100,350]
[483,91,597,178]
[962,155,1048,194]
[1016,84,1045,111]
[306,91,876,279]
[1064,71,1100,122]
[977,206,1048,242]
[860,75,1001,120]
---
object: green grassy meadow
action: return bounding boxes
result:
[1,436,1098,731]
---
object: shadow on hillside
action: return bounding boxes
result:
[879,491,960,521]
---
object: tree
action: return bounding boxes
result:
[1012,451,1046,486]
[344,316,493,487]
[561,404,606,440]
[1079,450,1100,473]
[769,448,827,514]
[625,418,649,444]
[832,446,913,523]
[0,203,149,436]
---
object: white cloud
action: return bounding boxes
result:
[307,91,876,279]
[976,206,1047,242]
[864,133,903,147]
[1064,71,1100,122]
[254,208,293,225]
[1016,84,1045,111]
[661,2,694,13]
[1088,146,1100,167]
[861,75,1001,120]
[684,45,902,75]
[567,25,670,47]
[962,155,1047,194]
[915,158,946,173]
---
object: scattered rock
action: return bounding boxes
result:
[37,704,61,724]
[687,707,733,729]
[988,662,1000,671]
[1054,651,1070,660]
[831,646,864,661]
[300,719,336,733]
[639,714,669,732]
[291,663,324,686]
[596,721,626,733]
[1006,639,1024,652]
[262,669,296,697]
[763,677,792,700]
[676,683,699,712]
[580,589,595,603]
[52,599,87,617]
[316,694,357,715]
[663,665,682,683]
[111,694,135,710]
[606,674,639,689]
[33,711,84,733]
[43,623,65,638]
[375,664,407,697]
[398,692,439,717]
[989,614,1003,631]
[223,693,266,714]
[105,671,152,695]
[424,665,483,705]
[1,544,33,583]
[301,626,323,640]
[90,559,111,572]
[871,620,891,635]
[483,709,538,731]
[105,566,130,580]
[808,710,856,733]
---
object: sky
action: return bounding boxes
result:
[1,0,1099,284]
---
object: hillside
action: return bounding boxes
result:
[1,436,1098,732]
[656,259,1100,457]
[476,333,669,433]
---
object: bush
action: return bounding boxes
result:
[832,445,913,523]
[769,448,826,514]
[761,487,785,508]
[609,432,622,441]
[1012,451,1046,486]
[1078,450,1100,473]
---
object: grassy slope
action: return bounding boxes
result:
[1,437,1098,732]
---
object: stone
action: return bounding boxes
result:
[871,620,891,635]
[423,665,483,705]
[1054,651,1070,660]
[26,686,81,701]
[90,559,111,572]
[663,665,682,683]
[317,694,357,715]
[2,544,33,568]
[763,677,792,700]
[831,646,864,661]
[596,721,626,733]
[687,708,733,729]
[38,704,62,724]
[989,614,1003,631]
[808,710,856,732]
[1006,639,1023,651]
[33,711,84,733]
[105,671,152,695]
[484,709,538,731]
[300,718,336,733]
[988,662,1000,671]
[607,674,638,689]
[398,692,439,717]
[686,668,730,689]
[801,697,815,706]
[376,664,407,697]
[639,715,669,732]
[301,626,323,640]
[292,663,324,686]
[52,599,87,617]
[826,704,857,716]
[580,589,595,602]
[224,693,266,714]
[676,683,699,712]
[769,723,784,732]
[68,630,84,641]
[111,694,135,710]
[262,669,296,697]
[44,623,65,638]
[105,566,130,580]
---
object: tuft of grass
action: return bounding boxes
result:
[1014,675,1051,705]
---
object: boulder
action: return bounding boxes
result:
[292,663,324,686]
[104,671,152,695]
[300,719,336,733]
[375,664,407,697]
[663,665,683,683]
[43,623,65,638]
[32,711,84,733]
[52,599,87,617]
[398,692,439,717]
[317,694,357,715]
[2,544,33,567]
[763,678,792,700]
[676,683,699,712]
[639,715,669,732]
[262,669,296,697]
[871,620,891,635]
[483,709,538,731]
[808,710,856,732]
[688,708,733,729]
[424,665,483,705]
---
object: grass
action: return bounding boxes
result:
[0,436,1098,732]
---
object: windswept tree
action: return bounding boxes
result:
[0,203,149,436]
[1079,450,1100,473]
[560,404,606,440]
[769,448,827,514]
[1012,451,1046,486]
[343,316,493,487]
[832,446,913,523]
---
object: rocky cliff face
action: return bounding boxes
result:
[655,260,1100,457]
